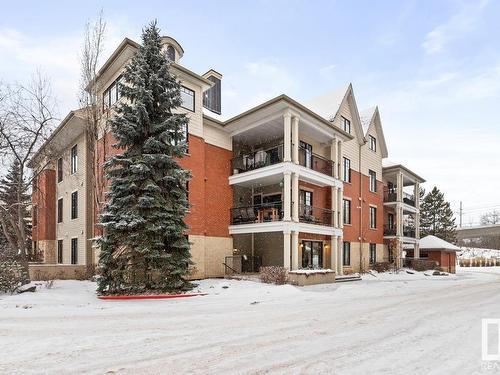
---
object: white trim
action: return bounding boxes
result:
[383,201,419,214]
[229,220,343,237]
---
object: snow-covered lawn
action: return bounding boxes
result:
[1,267,500,375]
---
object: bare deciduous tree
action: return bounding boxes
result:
[0,72,57,274]
[480,210,500,225]
[78,10,107,238]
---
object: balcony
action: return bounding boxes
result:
[298,147,334,177]
[384,225,396,236]
[231,144,283,175]
[230,202,283,225]
[383,190,416,207]
[299,205,334,227]
[403,225,416,238]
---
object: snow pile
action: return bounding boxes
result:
[459,247,500,259]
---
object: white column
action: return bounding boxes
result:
[292,172,299,222]
[331,136,338,179]
[292,115,299,164]
[291,231,299,270]
[332,187,338,228]
[414,181,420,209]
[397,172,404,202]
[415,212,420,239]
[283,112,292,162]
[337,236,344,275]
[331,235,338,271]
[283,231,291,269]
[414,242,420,259]
[338,186,344,229]
[396,206,403,236]
[283,171,291,221]
[337,139,343,179]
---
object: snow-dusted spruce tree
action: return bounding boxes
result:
[97,22,192,295]
[420,186,457,243]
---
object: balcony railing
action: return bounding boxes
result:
[299,204,334,226]
[384,225,396,236]
[383,190,416,207]
[230,201,283,225]
[403,225,416,238]
[298,147,334,177]
[231,144,283,174]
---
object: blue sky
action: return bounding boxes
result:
[1,0,500,224]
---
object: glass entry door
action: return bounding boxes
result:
[301,240,323,269]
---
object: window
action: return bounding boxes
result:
[343,157,351,183]
[71,238,78,265]
[71,191,78,219]
[300,190,313,216]
[369,170,377,192]
[299,141,313,168]
[370,206,377,229]
[369,135,376,152]
[57,198,63,223]
[343,199,351,224]
[180,86,195,112]
[70,145,77,174]
[341,116,351,133]
[301,240,323,269]
[57,157,63,182]
[33,205,38,227]
[388,213,394,229]
[343,242,351,266]
[103,75,124,109]
[369,243,377,264]
[57,240,63,264]
[166,45,175,61]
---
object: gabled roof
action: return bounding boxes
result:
[419,235,460,251]
[359,106,388,158]
[305,83,365,145]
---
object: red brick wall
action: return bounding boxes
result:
[95,132,232,238]
[32,169,56,241]
[343,171,384,244]
[298,181,331,210]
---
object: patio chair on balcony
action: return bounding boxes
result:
[246,207,257,223]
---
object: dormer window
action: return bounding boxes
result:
[166,45,175,62]
[341,116,351,133]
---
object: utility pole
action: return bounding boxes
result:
[459,201,463,228]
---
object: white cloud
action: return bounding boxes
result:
[421,0,490,55]
[319,64,336,79]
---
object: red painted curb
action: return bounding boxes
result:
[98,293,208,300]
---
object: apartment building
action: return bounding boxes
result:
[30,35,424,280]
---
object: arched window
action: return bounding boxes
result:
[166,45,175,61]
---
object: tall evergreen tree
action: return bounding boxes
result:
[0,159,31,257]
[97,22,192,294]
[420,186,457,243]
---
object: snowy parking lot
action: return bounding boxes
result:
[1,267,500,375]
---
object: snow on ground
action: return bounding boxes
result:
[1,268,500,375]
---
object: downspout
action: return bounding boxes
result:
[359,142,363,272]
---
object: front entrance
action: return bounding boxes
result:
[301,240,323,269]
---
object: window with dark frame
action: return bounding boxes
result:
[343,199,351,224]
[299,190,313,216]
[343,241,351,266]
[180,86,195,112]
[71,191,78,220]
[341,116,351,133]
[369,243,377,264]
[70,145,77,174]
[370,206,377,229]
[369,135,377,152]
[343,157,351,182]
[33,205,38,227]
[103,75,124,109]
[57,240,63,264]
[166,45,175,61]
[57,157,63,182]
[299,140,313,169]
[57,198,63,223]
[71,238,78,265]
[369,170,377,192]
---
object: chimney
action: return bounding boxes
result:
[202,69,222,115]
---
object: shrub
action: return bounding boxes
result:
[408,259,438,272]
[259,266,288,285]
[372,262,392,272]
[0,259,29,294]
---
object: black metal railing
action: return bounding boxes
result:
[224,255,262,274]
[383,189,416,207]
[298,147,334,177]
[230,201,283,225]
[231,144,283,174]
[384,225,396,236]
[298,204,334,226]
[403,225,416,238]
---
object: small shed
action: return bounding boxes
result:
[419,235,460,273]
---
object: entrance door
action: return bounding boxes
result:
[301,240,323,269]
